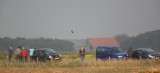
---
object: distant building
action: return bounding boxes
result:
[87,38,120,51]
[71,39,90,52]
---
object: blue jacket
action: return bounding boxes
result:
[8,49,13,57]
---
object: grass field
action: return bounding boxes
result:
[0,53,160,73]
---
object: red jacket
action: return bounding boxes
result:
[21,50,28,57]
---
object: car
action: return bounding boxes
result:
[32,48,62,62]
[131,48,160,59]
[96,46,128,60]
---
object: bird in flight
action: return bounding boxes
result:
[71,30,74,33]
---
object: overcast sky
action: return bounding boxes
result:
[0,0,160,39]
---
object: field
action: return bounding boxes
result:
[0,53,160,73]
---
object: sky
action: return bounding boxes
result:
[0,0,160,39]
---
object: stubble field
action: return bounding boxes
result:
[0,53,160,73]
[0,58,160,73]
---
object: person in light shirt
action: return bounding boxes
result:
[29,48,34,62]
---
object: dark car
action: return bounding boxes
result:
[96,46,128,60]
[32,48,62,62]
[131,48,160,59]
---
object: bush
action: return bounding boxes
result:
[0,52,8,60]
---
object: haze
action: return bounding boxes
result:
[0,0,160,39]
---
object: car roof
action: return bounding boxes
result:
[34,48,55,51]
[97,46,118,49]
[134,48,152,51]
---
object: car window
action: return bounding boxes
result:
[112,47,123,53]
[97,48,110,54]
[138,50,144,55]
[143,49,155,54]
[34,50,44,56]
[46,49,57,55]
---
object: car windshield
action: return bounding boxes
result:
[143,49,155,54]
[97,48,110,54]
[46,49,57,55]
[112,47,123,53]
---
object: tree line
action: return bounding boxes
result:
[1,30,160,52]
[0,37,74,51]
[115,30,160,50]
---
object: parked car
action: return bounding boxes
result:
[131,48,160,59]
[32,48,62,62]
[96,46,128,60]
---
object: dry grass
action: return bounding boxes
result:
[0,59,160,73]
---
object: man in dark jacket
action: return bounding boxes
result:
[8,47,13,62]
[127,46,133,58]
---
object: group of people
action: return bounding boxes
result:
[8,46,86,62]
[8,46,34,62]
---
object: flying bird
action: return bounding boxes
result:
[71,30,74,33]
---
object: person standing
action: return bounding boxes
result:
[8,47,13,62]
[15,47,21,62]
[127,46,133,58]
[29,48,34,62]
[79,46,85,61]
[21,47,28,62]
